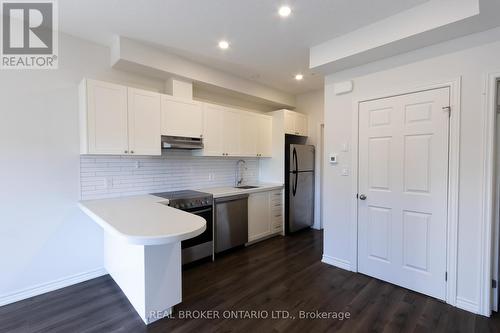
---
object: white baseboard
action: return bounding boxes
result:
[0,268,107,307]
[455,297,480,314]
[321,254,352,271]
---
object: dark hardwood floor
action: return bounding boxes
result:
[2,229,500,333]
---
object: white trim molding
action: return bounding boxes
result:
[322,255,353,271]
[480,72,500,316]
[350,78,461,307]
[0,268,106,307]
[456,297,480,314]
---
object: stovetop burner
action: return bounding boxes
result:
[152,190,213,210]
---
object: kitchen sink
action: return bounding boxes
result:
[235,185,260,189]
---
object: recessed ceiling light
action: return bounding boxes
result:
[218,40,229,50]
[295,74,304,81]
[278,6,292,17]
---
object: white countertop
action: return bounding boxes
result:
[79,195,206,246]
[199,183,284,198]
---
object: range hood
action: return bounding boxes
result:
[161,136,203,150]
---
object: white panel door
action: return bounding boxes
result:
[161,95,203,138]
[127,88,161,156]
[358,87,450,300]
[202,104,224,156]
[86,80,129,154]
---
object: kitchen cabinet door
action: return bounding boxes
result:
[82,79,129,154]
[284,110,296,135]
[222,109,241,156]
[161,95,203,138]
[257,115,272,157]
[202,104,225,156]
[295,113,308,136]
[127,88,161,156]
[239,112,258,157]
[248,191,271,242]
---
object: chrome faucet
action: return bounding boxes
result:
[235,160,247,187]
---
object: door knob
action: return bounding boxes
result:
[359,194,367,200]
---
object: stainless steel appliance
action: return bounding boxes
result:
[286,144,315,232]
[161,135,203,150]
[153,190,213,264]
[214,194,249,253]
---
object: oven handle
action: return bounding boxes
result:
[184,207,212,215]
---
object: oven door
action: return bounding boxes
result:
[181,206,213,249]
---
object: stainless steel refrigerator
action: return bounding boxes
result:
[286,144,315,232]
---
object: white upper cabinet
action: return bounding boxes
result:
[222,109,241,156]
[80,79,129,155]
[127,88,161,156]
[80,79,273,157]
[202,104,225,156]
[283,110,308,136]
[161,95,203,138]
[80,79,161,156]
[201,104,272,157]
[284,110,296,135]
[257,115,273,157]
[239,112,258,157]
[295,113,308,136]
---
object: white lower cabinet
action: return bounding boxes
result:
[248,189,283,243]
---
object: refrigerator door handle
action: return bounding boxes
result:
[292,148,298,196]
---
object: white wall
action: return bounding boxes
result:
[321,27,500,313]
[296,90,325,229]
[0,33,272,305]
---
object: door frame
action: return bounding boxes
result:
[350,78,462,307]
[482,72,500,316]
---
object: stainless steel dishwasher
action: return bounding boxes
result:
[214,194,249,253]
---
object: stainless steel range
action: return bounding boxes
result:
[153,190,213,264]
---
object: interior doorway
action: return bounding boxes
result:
[357,87,451,300]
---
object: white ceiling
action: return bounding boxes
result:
[59,0,429,94]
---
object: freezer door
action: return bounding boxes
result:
[289,144,315,172]
[289,171,314,232]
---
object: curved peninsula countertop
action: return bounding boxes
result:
[79,195,206,246]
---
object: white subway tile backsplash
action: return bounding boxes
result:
[80,153,259,200]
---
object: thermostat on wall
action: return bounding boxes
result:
[329,154,338,164]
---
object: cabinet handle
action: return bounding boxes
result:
[124,150,128,154]
[200,134,203,138]
[130,150,134,154]
[295,132,300,135]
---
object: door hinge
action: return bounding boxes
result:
[445,272,448,281]
[442,106,451,117]
[493,279,497,289]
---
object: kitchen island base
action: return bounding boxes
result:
[104,233,181,324]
